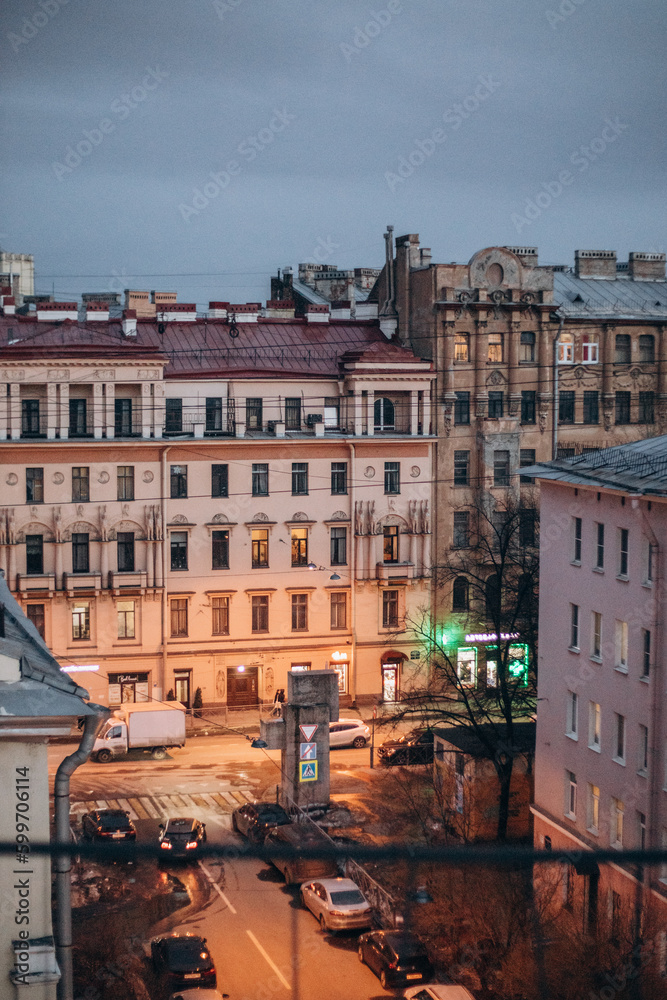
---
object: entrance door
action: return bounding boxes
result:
[174,671,191,707]
[227,667,259,707]
[381,664,399,702]
[120,679,136,702]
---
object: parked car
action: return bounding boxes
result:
[232,801,291,842]
[358,930,434,989]
[300,876,373,931]
[81,809,136,842]
[377,728,435,765]
[170,991,226,1000]
[158,817,207,860]
[329,719,371,748]
[151,934,217,992]
[264,824,339,884]
[404,986,476,999]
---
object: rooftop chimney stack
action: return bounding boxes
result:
[574,250,617,279]
[627,252,666,281]
[208,301,229,320]
[504,246,539,267]
[121,309,137,337]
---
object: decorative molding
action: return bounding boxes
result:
[6,473,18,486]
[364,466,375,479]
[410,466,421,478]
[98,471,110,484]
[143,471,154,483]
[52,472,64,485]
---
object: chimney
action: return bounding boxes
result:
[122,309,137,337]
[264,300,295,320]
[155,303,197,322]
[330,300,351,321]
[574,250,617,279]
[229,303,260,323]
[305,304,330,324]
[208,301,229,320]
[36,301,78,322]
[85,302,109,321]
[504,246,539,267]
[2,295,16,316]
[420,248,432,266]
[151,290,178,305]
[627,252,666,281]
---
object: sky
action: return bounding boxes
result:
[1,0,666,308]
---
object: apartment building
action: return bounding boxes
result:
[526,438,667,945]
[0,295,435,710]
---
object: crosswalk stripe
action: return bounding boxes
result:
[117,798,138,820]
[69,789,257,820]
[220,792,238,806]
[143,798,163,819]
[201,793,221,811]
[189,794,209,808]
[231,790,248,804]
[127,798,150,820]
[210,793,230,809]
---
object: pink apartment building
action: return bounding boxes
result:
[528,437,667,958]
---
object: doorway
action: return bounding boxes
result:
[174,670,191,707]
[381,663,399,702]
[227,666,259,707]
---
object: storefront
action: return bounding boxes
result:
[455,632,529,688]
[108,672,149,705]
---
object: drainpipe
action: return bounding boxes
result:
[54,705,109,1000]
[160,445,171,700]
[349,441,358,703]
[638,506,663,853]
[552,317,564,460]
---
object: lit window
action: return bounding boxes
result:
[212,596,230,635]
[588,702,601,751]
[383,526,399,563]
[558,334,574,363]
[252,528,269,568]
[117,600,135,639]
[291,528,308,567]
[72,601,90,641]
[487,332,503,362]
[454,332,469,362]
[520,331,535,362]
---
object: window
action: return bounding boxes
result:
[212,530,229,570]
[454,391,470,425]
[520,449,536,484]
[330,527,347,565]
[211,464,228,498]
[291,528,308,566]
[615,334,631,363]
[324,397,340,428]
[374,396,395,431]
[639,391,655,424]
[117,465,134,500]
[565,770,577,819]
[331,462,347,494]
[26,603,45,639]
[170,465,187,498]
[520,509,536,547]
[384,462,400,494]
[72,467,89,502]
[520,330,535,362]
[611,798,624,848]
[493,450,510,486]
[114,398,133,436]
[645,540,656,585]
[252,463,268,496]
[618,528,629,577]
[615,391,631,424]
[595,522,605,569]
[589,702,601,750]
[588,784,600,834]
[485,574,501,618]
[26,468,43,503]
[614,713,626,764]
[488,392,504,419]
[69,398,87,436]
[165,398,183,433]
[487,332,502,362]
[615,620,628,670]
[26,535,43,575]
[246,397,263,430]
[72,533,89,573]
[292,463,308,495]
[170,598,188,637]
[291,593,308,631]
[72,601,90,640]
[453,511,469,548]
[570,604,580,649]
[557,333,574,363]
[330,591,347,629]
[583,390,599,424]
[170,531,188,570]
[252,528,269,568]
[639,334,655,362]
[457,647,477,686]
[639,724,649,774]
[285,397,301,430]
[251,595,269,632]
[454,332,469,362]
[591,611,602,658]
[454,451,469,486]
[642,629,651,677]
[117,532,134,572]
[205,397,223,432]
[117,600,135,639]
[383,525,399,563]
[521,390,536,424]
[212,596,230,635]
[452,576,469,612]
[582,339,599,363]
[573,517,582,563]
[382,589,399,628]
[566,691,578,738]
[559,391,575,424]
[21,399,40,435]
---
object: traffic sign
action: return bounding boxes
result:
[300,742,317,760]
[299,761,318,782]
[299,724,318,741]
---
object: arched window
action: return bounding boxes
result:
[485,573,501,618]
[615,334,631,363]
[639,335,655,363]
[374,397,395,431]
[452,576,469,612]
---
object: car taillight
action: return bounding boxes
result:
[186,841,198,849]
[161,841,172,850]
[388,961,397,969]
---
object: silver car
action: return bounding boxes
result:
[329,719,371,748]
[300,876,373,931]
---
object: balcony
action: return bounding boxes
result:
[110,570,148,594]
[376,562,415,581]
[63,571,102,596]
[18,574,56,595]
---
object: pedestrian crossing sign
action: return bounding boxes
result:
[299,760,318,782]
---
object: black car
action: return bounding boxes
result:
[231,801,291,843]
[150,934,217,991]
[158,817,206,860]
[377,728,435,765]
[358,930,434,989]
[81,808,136,842]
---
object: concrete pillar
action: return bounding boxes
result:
[353,392,362,436]
[54,542,63,591]
[0,383,8,439]
[154,539,164,587]
[8,542,17,590]
[9,383,21,440]
[47,383,58,439]
[100,540,109,589]
[59,383,69,439]
[508,322,520,416]
[146,541,154,588]
[141,383,152,438]
[102,383,113,439]
[422,388,432,436]
[410,390,419,435]
[153,384,165,439]
[367,390,375,436]
[474,321,487,419]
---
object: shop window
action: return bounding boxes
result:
[457,647,477,686]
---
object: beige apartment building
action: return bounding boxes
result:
[0,296,435,710]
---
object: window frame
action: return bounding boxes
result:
[595,522,604,570]
[330,591,347,629]
[72,466,90,503]
[246,397,263,430]
[565,770,577,819]
[573,517,582,564]
[252,528,269,568]
[519,330,535,362]
[205,397,223,432]
[453,510,469,549]
[615,619,628,671]
[251,594,269,633]
[117,599,136,639]
[557,335,574,364]
[291,592,308,632]
[615,391,631,425]
[72,532,90,574]
[454,332,469,362]
[170,464,188,499]
[26,603,45,639]
[566,690,578,739]
[570,603,580,650]
[116,531,135,573]
[291,462,308,496]
[170,598,188,637]
[291,527,308,567]
[454,450,469,486]
[252,463,269,497]
[613,713,626,765]
[211,595,230,635]
[212,530,230,570]
[383,525,399,563]
[454,391,470,425]
[117,465,134,501]
[493,449,510,487]
[26,534,44,575]
[285,397,302,430]
[558,390,575,424]
[72,601,91,641]
[331,462,347,495]
[211,463,229,498]
[487,332,503,363]
[488,391,504,419]
[583,390,599,424]
[588,701,601,751]
[639,390,655,424]
[591,611,602,659]
[582,339,599,364]
[170,531,188,571]
[26,467,44,504]
[330,526,347,566]
[165,398,183,433]
[618,527,629,578]
[520,390,536,424]
[384,461,400,495]
[382,589,400,629]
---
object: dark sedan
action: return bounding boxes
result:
[377,728,435,765]
[158,817,206,861]
[151,934,217,992]
[80,808,136,842]
[231,801,291,842]
[358,930,434,989]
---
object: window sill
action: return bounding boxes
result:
[568,646,580,654]
[616,575,629,583]
[590,654,602,663]
[640,674,650,684]
[592,567,604,574]
[612,757,626,767]
[637,769,647,778]
[614,666,628,675]
[564,812,576,822]
[588,743,601,753]
[570,560,581,567]
[587,827,599,837]
[641,581,653,589]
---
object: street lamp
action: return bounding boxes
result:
[307,562,341,581]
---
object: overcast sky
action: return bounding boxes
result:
[1,0,665,308]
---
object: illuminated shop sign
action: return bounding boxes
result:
[464,632,519,643]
